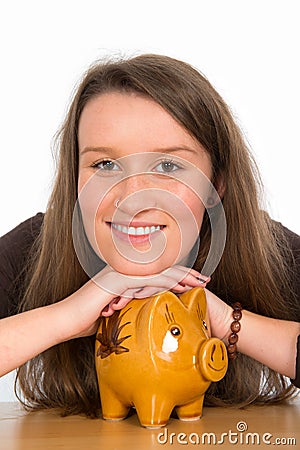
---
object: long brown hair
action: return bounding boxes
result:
[16,54,299,416]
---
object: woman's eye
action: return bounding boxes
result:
[154,160,181,173]
[94,160,120,171]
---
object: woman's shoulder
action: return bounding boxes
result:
[275,221,300,257]
[1,211,43,256]
[278,222,300,252]
[274,221,300,310]
[0,213,44,318]
[0,212,44,278]
[0,213,44,246]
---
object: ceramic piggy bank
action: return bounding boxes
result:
[95,287,228,428]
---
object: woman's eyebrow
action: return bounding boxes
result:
[80,145,199,156]
[153,146,199,155]
[80,146,113,156]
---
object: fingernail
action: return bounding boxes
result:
[135,287,145,293]
[197,275,210,283]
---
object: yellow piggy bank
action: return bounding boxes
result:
[95,287,228,428]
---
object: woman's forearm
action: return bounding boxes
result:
[237,310,300,379]
[0,304,65,377]
[205,289,300,379]
[0,280,114,377]
[0,265,205,377]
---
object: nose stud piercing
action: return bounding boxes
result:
[207,197,215,207]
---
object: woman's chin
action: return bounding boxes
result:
[105,259,170,277]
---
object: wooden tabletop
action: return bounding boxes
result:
[0,399,299,450]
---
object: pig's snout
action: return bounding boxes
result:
[199,338,228,382]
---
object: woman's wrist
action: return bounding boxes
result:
[226,302,243,359]
[45,301,75,344]
[204,289,233,341]
[220,307,234,344]
[224,309,300,378]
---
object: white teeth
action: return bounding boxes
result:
[136,227,144,236]
[111,223,162,236]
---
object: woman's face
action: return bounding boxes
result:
[77,92,214,276]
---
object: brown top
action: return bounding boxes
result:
[0,213,44,318]
[0,213,299,387]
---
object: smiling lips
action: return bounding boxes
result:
[109,222,165,244]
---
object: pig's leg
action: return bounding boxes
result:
[134,395,174,428]
[100,383,130,421]
[175,395,204,421]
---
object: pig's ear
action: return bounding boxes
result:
[149,290,183,310]
[147,290,185,324]
[178,287,207,318]
[178,288,210,335]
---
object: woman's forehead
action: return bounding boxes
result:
[78,92,207,159]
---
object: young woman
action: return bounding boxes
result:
[0,54,299,416]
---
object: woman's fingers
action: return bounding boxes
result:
[132,286,167,298]
[103,294,138,315]
[98,265,211,316]
[162,265,210,288]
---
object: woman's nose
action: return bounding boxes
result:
[114,175,158,215]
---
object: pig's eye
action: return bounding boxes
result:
[202,320,208,330]
[170,326,181,337]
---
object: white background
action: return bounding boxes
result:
[0,0,299,401]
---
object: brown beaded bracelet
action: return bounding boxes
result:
[227,302,242,360]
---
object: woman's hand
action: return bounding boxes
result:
[204,288,300,379]
[58,265,210,341]
[101,265,210,316]
[0,264,209,376]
